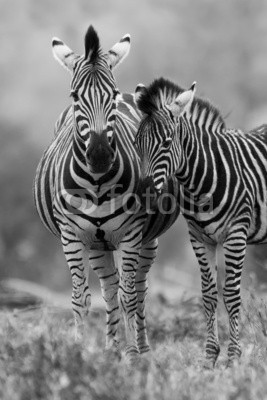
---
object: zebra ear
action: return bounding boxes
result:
[134,84,147,103]
[107,34,131,69]
[52,37,79,73]
[167,82,196,118]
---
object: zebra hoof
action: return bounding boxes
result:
[204,345,220,369]
[138,350,154,369]
[203,358,216,370]
[125,355,140,368]
[226,357,240,368]
[104,347,121,362]
[124,347,140,367]
[226,346,241,368]
[74,326,85,342]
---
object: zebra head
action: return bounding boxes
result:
[135,78,196,192]
[52,25,131,174]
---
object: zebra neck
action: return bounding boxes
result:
[175,117,223,197]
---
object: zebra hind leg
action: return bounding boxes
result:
[135,239,158,355]
[223,232,247,367]
[61,231,91,341]
[89,250,120,358]
[190,235,220,368]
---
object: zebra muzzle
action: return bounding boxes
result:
[86,131,115,173]
[137,176,160,211]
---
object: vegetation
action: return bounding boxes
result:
[0,292,267,400]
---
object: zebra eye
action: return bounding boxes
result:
[70,91,79,102]
[162,138,172,149]
[113,89,120,99]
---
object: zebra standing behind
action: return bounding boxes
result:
[134,77,267,368]
[34,28,180,363]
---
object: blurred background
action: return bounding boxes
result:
[0,0,267,304]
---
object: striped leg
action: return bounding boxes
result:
[89,251,120,354]
[223,231,247,366]
[135,239,158,354]
[61,230,91,340]
[118,233,142,364]
[190,234,219,368]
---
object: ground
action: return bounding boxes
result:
[0,290,266,400]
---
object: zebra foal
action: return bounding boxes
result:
[134,77,267,367]
[34,28,180,362]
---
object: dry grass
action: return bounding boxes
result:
[0,292,267,400]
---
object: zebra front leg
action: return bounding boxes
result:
[223,231,247,367]
[89,251,120,355]
[135,239,158,354]
[61,230,90,340]
[190,234,219,368]
[118,238,142,364]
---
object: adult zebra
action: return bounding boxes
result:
[134,77,267,368]
[34,27,180,362]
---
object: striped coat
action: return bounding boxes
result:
[135,77,267,367]
[34,29,180,362]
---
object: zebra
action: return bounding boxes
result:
[134,77,267,368]
[34,27,180,362]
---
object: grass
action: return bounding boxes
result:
[0,291,267,400]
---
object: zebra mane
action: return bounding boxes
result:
[137,77,225,128]
[84,25,100,62]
